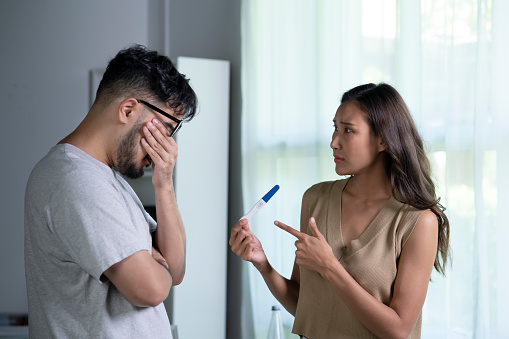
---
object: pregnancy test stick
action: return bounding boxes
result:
[241,185,280,222]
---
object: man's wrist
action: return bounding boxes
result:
[153,182,175,195]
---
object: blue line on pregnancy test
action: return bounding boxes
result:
[261,184,279,202]
[240,185,280,223]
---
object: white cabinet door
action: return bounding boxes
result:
[172,56,230,339]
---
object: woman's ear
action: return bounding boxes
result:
[117,98,140,124]
[378,138,387,152]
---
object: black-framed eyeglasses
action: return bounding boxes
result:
[136,99,183,138]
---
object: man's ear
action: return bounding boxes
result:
[117,98,140,124]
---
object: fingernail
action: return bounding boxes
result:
[310,217,315,223]
[147,122,154,129]
[153,119,160,125]
[274,221,279,225]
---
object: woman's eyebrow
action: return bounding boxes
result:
[339,120,356,126]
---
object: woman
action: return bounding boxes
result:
[229,83,450,339]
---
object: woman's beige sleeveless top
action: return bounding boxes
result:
[293,179,425,339]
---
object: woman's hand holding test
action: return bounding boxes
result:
[229,219,267,268]
[229,218,301,315]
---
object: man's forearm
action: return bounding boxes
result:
[153,183,186,285]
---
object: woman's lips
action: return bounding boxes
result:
[334,156,344,163]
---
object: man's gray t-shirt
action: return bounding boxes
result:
[24,144,172,338]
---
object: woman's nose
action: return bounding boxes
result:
[330,132,342,150]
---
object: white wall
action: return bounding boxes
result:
[0,0,151,313]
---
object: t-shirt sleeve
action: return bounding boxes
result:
[49,171,151,282]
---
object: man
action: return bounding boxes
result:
[24,45,197,338]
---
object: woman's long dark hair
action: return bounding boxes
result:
[341,83,450,275]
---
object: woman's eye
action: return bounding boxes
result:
[332,124,338,131]
[344,127,353,133]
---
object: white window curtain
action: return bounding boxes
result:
[240,0,509,338]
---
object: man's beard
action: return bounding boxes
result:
[115,120,146,179]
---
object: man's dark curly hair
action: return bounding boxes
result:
[95,44,197,121]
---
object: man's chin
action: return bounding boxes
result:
[117,166,144,179]
[126,171,144,179]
